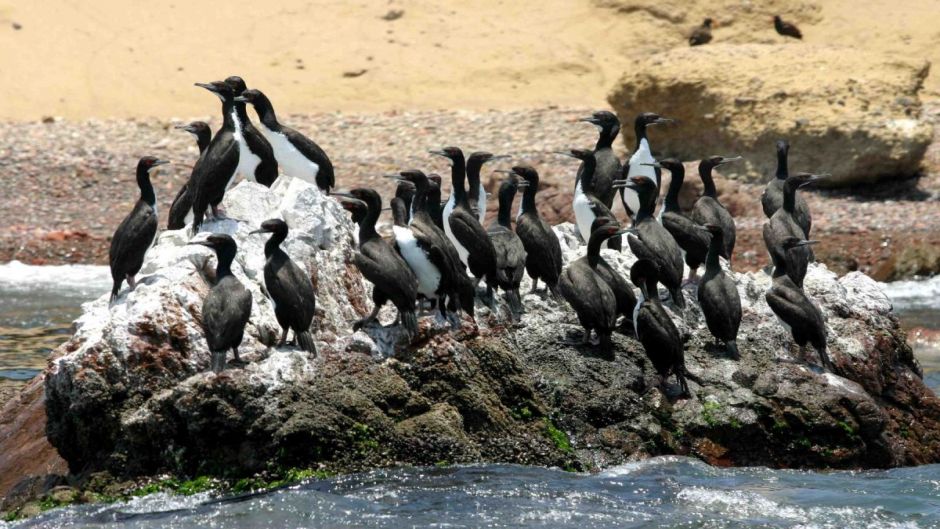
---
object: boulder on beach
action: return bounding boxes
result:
[2,176,930,489]
[608,44,933,185]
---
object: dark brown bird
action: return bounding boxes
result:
[774,15,802,39]
[689,18,713,46]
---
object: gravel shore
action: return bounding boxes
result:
[1,106,938,280]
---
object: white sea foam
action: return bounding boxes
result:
[0,260,111,294]
[879,275,940,311]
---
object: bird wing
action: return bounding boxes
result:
[357,241,418,302]
[635,303,681,374]
[109,201,158,272]
[559,262,617,329]
[627,232,656,263]
[662,212,709,261]
[191,133,240,206]
[766,283,820,328]
[284,125,334,187]
[203,278,252,351]
[265,254,317,324]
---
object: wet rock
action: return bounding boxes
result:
[34,178,940,487]
[608,44,932,185]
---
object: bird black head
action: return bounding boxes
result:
[137,156,170,173]
[700,155,742,169]
[175,121,210,137]
[644,157,683,173]
[786,172,828,189]
[781,236,819,250]
[234,88,263,104]
[773,15,783,23]
[624,174,657,192]
[428,146,464,164]
[250,218,288,236]
[224,76,248,95]
[467,151,508,166]
[555,148,593,162]
[635,112,673,128]
[195,80,234,101]
[348,187,382,211]
[188,233,237,252]
[428,173,442,186]
[589,216,618,233]
[579,110,619,129]
[703,18,713,27]
[336,194,368,215]
[776,139,789,155]
[630,259,660,288]
[395,169,429,185]
[505,165,539,188]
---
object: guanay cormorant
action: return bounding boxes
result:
[109,156,168,302]
[167,121,211,230]
[625,175,686,308]
[765,237,832,371]
[487,177,528,319]
[250,219,317,353]
[648,159,711,283]
[689,18,713,46]
[577,111,621,208]
[697,224,742,359]
[466,152,508,223]
[390,170,475,324]
[337,189,419,337]
[774,15,802,39]
[502,165,563,297]
[587,217,637,328]
[763,173,824,287]
[190,80,240,235]
[691,155,742,261]
[188,234,253,373]
[558,222,626,355]
[559,148,624,250]
[623,112,673,217]
[236,88,335,193]
[224,76,278,187]
[761,140,812,237]
[432,147,499,299]
[426,174,445,230]
[630,259,690,397]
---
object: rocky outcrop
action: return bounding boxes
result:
[39,178,940,483]
[608,44,932,185]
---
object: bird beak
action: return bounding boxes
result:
[194,82,219,93]
[492,169,515,175]
[428,150,447,158]
[331,192,356,200]
[578,117,600,125]
[717,156,744,165]
[187,240,211,248]
[639,162,662,168]
[248,228,267,235]
[516,180,530,188]
[613,228,631,236]
[611,179,630,189]
[152,160,170,167]
[174,124,193,132]
[800,174,830,187]
[796,240,820,247]
[650,117,675,126]
[233,96,248,103]
[489,155,511,161]
[552,150,577,158]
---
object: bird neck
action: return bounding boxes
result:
[232,99,252,127]
[634,122,649,151]
[264,231,287,258]
[215,248,236,279]
[196,129,211,154]
[634,188,656,222]
[450,158,468,206]
[782,181,798,212]
[136,167,156,206]
[586,232,608,267]
[520,183,538,217]
[580,155,598,194]
[776,147,789,180]
[391,199,409,227]
[411,180,429,220]
[359,198,380,240]
[466,160,483,204]
[496,187,516,228]
[252,93,280,130]
[221,99,236,129]
[699,165,717,198]
[424,187,441,222]
[664,166,684,213]
[596,124,619,150]
[705,230,723,272]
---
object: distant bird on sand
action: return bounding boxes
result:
[774,15,802,39]
[689,18,713,46]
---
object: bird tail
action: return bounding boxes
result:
[547,282,562,301]
[400,309,418,340]
[297,331,318,356]
[598,331,614,358]
[458,280,476,320]
[110,279,121,304]
[670,287,686,309]
[816,344,833,372]
[727,339,740,360]
[506,289,524,320]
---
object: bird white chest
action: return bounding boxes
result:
[231,110,262,187]
[475,186,487,224]
[625,138,658,214]
[393,225,441,298]
[259,123,320,183]
[573,180,595,244]
[442,195,469,266]
[633,291,645,338]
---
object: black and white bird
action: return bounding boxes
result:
[577,111,622,208]
[188,234,253,373]
[763,173,825,288]
[648,158,711,283]
[630,259,689,397]
[466,152,508,223]
[224,76,278,187]
[689,18,713,46]
[432,147,499,300]
[190,80,241,235]
[691,156,742,261]
[624,176,686,308]
[250,219,317,354]
[336,189,419,338]
[622,113,673,218]
[761,140,812,237]
[559,148,624,250]
[558,222,626,356]
[236,88,335,193]
[502,165,563,297]
[487,177,528,319]
[774,15,803,39]
[765,237,832,371]
[168,121,211,231]
[697,224,742,359]
[109,156,168,302]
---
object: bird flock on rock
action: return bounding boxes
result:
[108,76,833,394]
